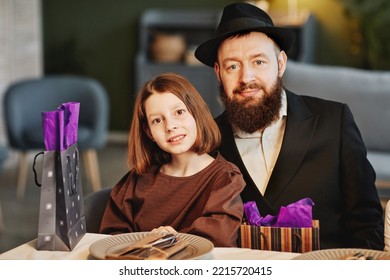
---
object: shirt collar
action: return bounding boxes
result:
[234,90,287,139]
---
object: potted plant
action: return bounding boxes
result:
[339,0,390,70]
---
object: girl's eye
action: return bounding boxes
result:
[177,109,185,115]
[151,118,161,125]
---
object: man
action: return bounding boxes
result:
[195,2,384,249]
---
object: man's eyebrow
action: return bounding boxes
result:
[222,52,268,64]
[249,52,269,60]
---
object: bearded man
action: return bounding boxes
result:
[195,3,384,250]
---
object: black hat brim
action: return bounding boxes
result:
[195,26,295,67]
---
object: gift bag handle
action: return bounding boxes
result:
[66,148,80,195]
[258,231,303,252]
[32,152,44,187]
[259,232,269,250]
[292,233,302,253]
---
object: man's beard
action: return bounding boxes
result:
[220,77,283,134]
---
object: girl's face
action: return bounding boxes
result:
[144,91,197,157]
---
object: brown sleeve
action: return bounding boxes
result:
[180,166,245,247]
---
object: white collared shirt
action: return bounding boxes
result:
[234,91,287,195]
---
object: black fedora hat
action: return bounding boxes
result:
[195,3,295,67]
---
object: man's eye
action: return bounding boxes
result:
[228,64,237,70]
[255,60,263,65]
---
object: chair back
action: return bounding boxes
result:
[84,187,112,233]
[0,145,8,173]
[3,75,109,151]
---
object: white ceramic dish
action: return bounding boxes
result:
[293,248,390,260]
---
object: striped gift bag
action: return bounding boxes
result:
[238,220,320,253]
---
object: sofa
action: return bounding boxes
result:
[0,145,8,173]
[283,60,390,196]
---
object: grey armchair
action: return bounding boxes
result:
[3,75,109,199]
[84,187,112,233]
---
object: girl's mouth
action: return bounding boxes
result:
[168,135,185,142]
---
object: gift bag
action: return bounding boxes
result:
[238,199,320,253]
[34,102,86,251]
[238,220,320,253]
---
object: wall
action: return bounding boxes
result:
[0,0,42,144]
[42,0,357,132]
[270,0,362,67]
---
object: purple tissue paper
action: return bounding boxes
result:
[41,102,80,151]
[243,198,314,228]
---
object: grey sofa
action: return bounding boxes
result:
[283,60,390,192]
[0,145,7,173]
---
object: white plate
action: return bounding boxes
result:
[89,232,214,260]
[293,248,390,260]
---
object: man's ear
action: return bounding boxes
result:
[277,50,288,77]
[214,62,221,82]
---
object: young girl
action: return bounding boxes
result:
[99,73,245,247]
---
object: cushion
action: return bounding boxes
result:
[283,60,390,151]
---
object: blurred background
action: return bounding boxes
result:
[1,0,389,254]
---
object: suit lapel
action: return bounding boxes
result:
[265,91,319,203]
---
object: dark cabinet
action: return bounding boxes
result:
[135,9,223,117]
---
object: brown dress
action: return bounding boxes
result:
[100,153,245,247]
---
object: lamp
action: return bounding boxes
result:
[288,0,298,22]
[245,1,270,12]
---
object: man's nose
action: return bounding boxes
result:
[240,64,255,84]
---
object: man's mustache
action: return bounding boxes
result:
[233,82,262,94]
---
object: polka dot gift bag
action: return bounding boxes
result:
[33,102,86,251]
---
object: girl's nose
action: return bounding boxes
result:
[165,118,178,132]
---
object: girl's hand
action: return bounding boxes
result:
[150,226,177,236]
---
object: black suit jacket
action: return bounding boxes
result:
[215,90,384,249]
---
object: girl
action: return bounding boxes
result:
[100,73,245,247]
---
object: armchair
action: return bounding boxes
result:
[84,187,112,233]
[3,75,109,199]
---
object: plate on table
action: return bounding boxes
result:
[293,248,390,260]
[89,232,214,260]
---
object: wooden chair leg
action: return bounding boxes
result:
[385,200,390,252]
[82,150,92,184]
[82,149,102,192]
[0,201,4,232]
[16,152,28,200]
[376,180,390,188]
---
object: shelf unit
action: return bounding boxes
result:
[135,9,223,117]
